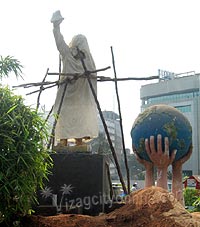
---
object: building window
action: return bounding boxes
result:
[146,91,199,105]
[175,105,191,113]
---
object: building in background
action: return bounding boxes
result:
[101,111,122,159]
[97,111,123,179]
[140,71,200,175]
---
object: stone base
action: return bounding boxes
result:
[36,151,110,215]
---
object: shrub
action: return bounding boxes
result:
[183,187,199,206]
[0,86,52,226]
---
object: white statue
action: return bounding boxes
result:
[51,11,98,146]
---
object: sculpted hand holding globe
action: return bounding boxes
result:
[131,104,192,205]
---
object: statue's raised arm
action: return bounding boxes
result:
[51,10,70,57]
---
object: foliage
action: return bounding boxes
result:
[183,175,189,181]
[193,196,200,212]
[0,86,52,225]
[183,187,199,206]
[0,55,23,79]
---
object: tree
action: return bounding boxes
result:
[0,55,23,79]
[0,56,52,226]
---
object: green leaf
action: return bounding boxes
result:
[6,104,17,114]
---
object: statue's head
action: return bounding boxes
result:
[69,34,95,70]
[69,34,90,54]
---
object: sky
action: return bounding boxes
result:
[1,0,200,149]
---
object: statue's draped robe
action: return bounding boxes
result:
[53,27,98,141]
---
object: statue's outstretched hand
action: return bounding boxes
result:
[51,10,64,27]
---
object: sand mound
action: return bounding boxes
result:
[23,187,200,227]
[106,186,199,226]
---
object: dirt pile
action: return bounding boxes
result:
[105,186,200,227]
[23,187,200,227]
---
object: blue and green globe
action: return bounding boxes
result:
[130,104,192,162]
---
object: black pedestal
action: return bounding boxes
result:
[36,151,110,215]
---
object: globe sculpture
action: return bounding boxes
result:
[130,104,192,162]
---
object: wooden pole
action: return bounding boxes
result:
[47,55,66,149]
[13,74,159,92]
[36,68,49,110]
[76,48,128,195]
[110,46,130,194]
[47,73,158,81]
